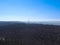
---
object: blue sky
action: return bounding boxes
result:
[0,0,60,22]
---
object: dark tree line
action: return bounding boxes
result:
[0,23,60,45]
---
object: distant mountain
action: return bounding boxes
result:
[28,21,60,25]
[39,21,60,25]
[0,21,60,45]
[0,21,25,26]
[0,21,60,26]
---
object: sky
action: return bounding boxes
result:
[0,0,60,22]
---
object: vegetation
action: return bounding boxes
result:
[0,22,60,45]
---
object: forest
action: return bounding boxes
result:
[0,22,60,45]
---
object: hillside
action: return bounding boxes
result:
[0,22,60,45]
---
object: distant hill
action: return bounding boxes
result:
[39,21,60,25]
[0,21,25,26]
[29,21,60,25]
[0,21,60,45]
[0,21,60,26]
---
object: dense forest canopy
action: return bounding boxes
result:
[0,22,60,45]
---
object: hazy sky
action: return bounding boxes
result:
[0,0,60,22]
